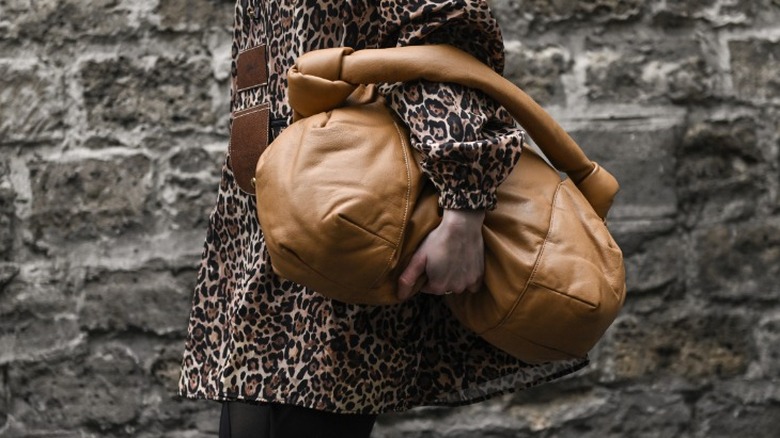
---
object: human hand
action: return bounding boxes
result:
[397,208,486,301]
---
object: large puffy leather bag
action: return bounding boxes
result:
[255,44,626,364]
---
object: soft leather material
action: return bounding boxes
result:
[255,44,626,364]
[230,104,269,194]
[236,44,269,92]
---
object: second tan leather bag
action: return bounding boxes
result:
[255,44,626,364]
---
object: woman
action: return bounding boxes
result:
[178,1,588,437]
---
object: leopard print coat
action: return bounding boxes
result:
[178,0,588,414]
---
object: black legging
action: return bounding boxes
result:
[219,401,378,438]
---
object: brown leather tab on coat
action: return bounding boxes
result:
[229,104,269,194]
[236,45,268,91]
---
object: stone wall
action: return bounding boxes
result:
[0,0,778,436]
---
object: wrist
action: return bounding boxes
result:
[441,208,486,231]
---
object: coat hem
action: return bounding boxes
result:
[175,358,590,416]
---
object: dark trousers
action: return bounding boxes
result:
[219,401,378,438]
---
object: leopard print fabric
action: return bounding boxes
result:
[178,0,589,414]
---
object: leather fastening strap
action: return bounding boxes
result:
[230,43,270,195]
[236,44,269,91]
[230,103,270,195]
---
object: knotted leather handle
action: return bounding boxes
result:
[287,44,620,219]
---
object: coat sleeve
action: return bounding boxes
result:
[375,0,524,211]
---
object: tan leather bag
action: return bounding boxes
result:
[255,44,626,364]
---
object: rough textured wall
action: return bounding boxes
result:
[0,0,778,437]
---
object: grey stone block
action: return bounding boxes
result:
[155,0,233,33]
[0,60,64,144]
[652,0,780,28]
[79,268,194,335]
[80,55,217,130]
[504,42,571,106]
[489,0,531,37]
[0,315,83,365]
[28,154,153,243]
[0,363,7,429]
[621,234,683,313]
[720,0,780,27]
[0,159,14,260]
[7,342,145,432]
[755,314,780,378]
[0,262,19,290]
[599,312,753,382]
[500,0,644,32]
[604,218,681,315]
[676,117,768,227]
[9,0,140,42]
[585,36,716,104]
[650,0,717,27]
[694,390,780,438]
[730,38,780,101]
[0,264,78,317]
[550,390,691,438]
[168,147,215,174]
[378,387,691,438]
[691,219,780,302]
[0,187,15,260]
[569,126,680,220]
[0,264,84,364]
[160,146,223,230]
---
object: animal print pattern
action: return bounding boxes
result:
[378,80,524,209]
[178,0,589,414]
